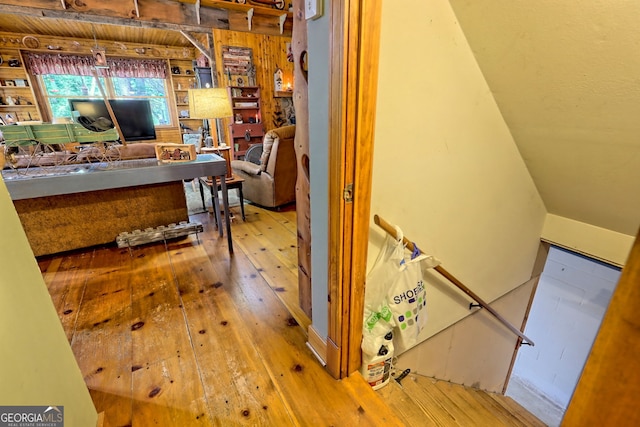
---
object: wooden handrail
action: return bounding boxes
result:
[373,214,534,346]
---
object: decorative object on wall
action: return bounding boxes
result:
[222,46,254,85]
[92,48,108,68]
[274,67,283,91]
[247,64,256,86]
[196,54,209,68]
[90,24,108,69]
[22,35,40,49]
[286,42,294,62]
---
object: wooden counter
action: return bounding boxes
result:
[2,154,232,256]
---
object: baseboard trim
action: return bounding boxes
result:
[307,324,327,366]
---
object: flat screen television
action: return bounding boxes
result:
[69,98,157,142]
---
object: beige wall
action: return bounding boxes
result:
[369,0,546,363]
[397,277,539,393]
[0,179,97,426]
[542,213,635,267]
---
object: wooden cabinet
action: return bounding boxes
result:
[168,59,200,134]
[0,48,41,124]
[228,86,264,159]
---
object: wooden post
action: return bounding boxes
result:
[92,68,127,146]
[292,0,312,318]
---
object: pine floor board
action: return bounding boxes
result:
[376,379,441,426]
[167,239,294,425]
[230,206,308,331]
[43,252,93,342]
[202,235,402,426]
[390,374,545,427]
[39,203,404,426]
[487,392,547,426]
[432,379,510,426]
[68,246,134,427]
[399,376,462,426]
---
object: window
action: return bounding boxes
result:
[40,74,170,126]
[23,53,171,127]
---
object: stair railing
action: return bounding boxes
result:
[374,214,534,346]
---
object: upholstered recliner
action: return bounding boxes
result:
[230,125,296,208]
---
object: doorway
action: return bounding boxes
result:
[506,246,621,426]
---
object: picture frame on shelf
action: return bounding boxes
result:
[14,79,27,87]
[4,80,15,87]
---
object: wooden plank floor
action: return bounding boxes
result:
[377,374,546,427]
[39,202,403,426]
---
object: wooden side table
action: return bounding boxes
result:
[199,174,246,223]
[201,145,232,179]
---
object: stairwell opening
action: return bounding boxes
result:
[506,246,621,426]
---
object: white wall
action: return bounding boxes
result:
[0,178,97,426]
[510,246,620,408]
[369,0,546,354]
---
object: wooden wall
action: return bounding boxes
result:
[0,31,191,144]
[212,29,294,140]
[0,29,292,144]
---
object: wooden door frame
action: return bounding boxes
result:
[325,0,382,378]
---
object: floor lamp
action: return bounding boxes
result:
[188,87,233,178]
[188,87,232,149]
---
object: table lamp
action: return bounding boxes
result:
[188,87,232,148]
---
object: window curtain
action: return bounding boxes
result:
[24,52,168,79]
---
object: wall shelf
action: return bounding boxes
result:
[228,85,264,159]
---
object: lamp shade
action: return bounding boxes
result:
[188,88,232,119]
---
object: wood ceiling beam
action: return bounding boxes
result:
[0,30,196,59]
[0,0,228,33]
[179,30,212,63]
[178,0,293,36]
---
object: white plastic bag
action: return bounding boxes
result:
[362,224,440,354]
[387,251,430,350]
[362,225,404,355]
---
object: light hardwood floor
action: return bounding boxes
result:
[39,202,403,426]
[39,199,544,426]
